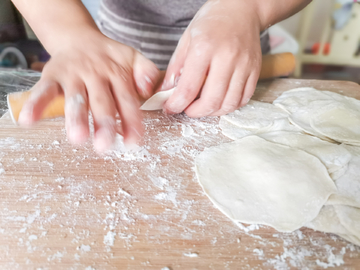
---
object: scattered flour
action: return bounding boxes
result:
[316,246,346,268]
[79,244,91,252]
[183,252,199,258]
[104,231,116,246]
[181,124,195,137]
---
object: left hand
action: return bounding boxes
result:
[162,0,263,117]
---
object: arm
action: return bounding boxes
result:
[11,0,160,152]
[11,0,98,55]
[162,0,311,117]
[255,0,312,31]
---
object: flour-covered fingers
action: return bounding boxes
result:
[64,80,89,144]
[110,75,143,148]
[185,57,234,118]
[18,80,62,126]
[86,78,117,153]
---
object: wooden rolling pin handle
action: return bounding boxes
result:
[259,52,295,79]
[8,53,296,124]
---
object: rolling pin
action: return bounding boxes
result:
[8,52,295,124]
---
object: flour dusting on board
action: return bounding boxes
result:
[0,110,359,268]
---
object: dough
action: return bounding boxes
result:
[273,87,360,145]
[258,131,351,180]
[195,136,336,232]
[306,205,360,246]
[219,118,253,140]
[273,87,332,113]
[220,100,300,140]
[334,205,360,239]
[311,104,360,146]
[327,145,360,208]
[140,87,175,111]
[306,205,351,236]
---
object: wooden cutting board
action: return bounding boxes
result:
[0,78,359,269]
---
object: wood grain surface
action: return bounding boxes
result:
[0,78,359,270]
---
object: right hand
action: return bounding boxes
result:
[18,31,160,153]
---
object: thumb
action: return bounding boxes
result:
[162,30,191,91]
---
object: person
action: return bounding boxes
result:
[11,0,311,152]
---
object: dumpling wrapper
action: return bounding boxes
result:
[306,205,360,246]
[273,87,360,145]
[195,136,336,232]
[310,104,360,146]
[258,131,351,180]
[219,118,254,140]
[140,88,175,111]
[327,145,360,208]
[220,100,301,140]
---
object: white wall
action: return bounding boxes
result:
[278,0,334,46]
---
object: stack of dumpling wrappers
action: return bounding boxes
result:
[195,87,360,245]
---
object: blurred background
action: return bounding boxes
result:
[0,0,359,83]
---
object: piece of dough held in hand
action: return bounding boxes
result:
[195,136,336,232]
[140,88,175,111]
[273,87,360,146]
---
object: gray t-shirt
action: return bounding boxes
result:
[97,0,270,69]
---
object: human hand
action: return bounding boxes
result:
[162,0,263,117]
[18,30,160,152]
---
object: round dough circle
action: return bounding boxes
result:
[310,105,360,145]
[195,136,336,232]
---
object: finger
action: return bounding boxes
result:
[163,45,210,114]
[162,30,191,90]
[18,80,62,126]
[239,71,259,108]
[184,57,234,118]
[110,74,143,147]
[132,53,160,99]
[210,69,248,116]
[63,80,90,145]
[85,78,117,153]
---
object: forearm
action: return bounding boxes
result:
[252,0,312,31]
[11,0,101,55]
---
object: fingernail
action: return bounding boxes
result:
[166,96,186,114]
[175,75,181,85]
[161,73,177,91]
[93,117,117,153]
[138,80,149,98]
[18,105,34,126]
[169,73,175,87]
[68,125,88,144]
[145,75,152,84]
[161,79,167,91]
[94,127,116,153]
